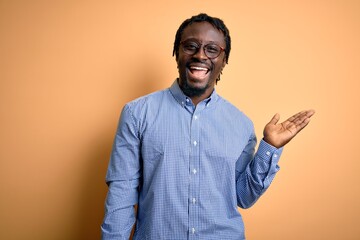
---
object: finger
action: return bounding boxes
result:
[285,110,313,130]
[286,110,306,123]
[293,110,315,125]
[306,109,316,118]
[294,117,312,134]
[294,114,309,125]
[288,109,315,123]
[269,113,280,125]
[291,113,314,133]
[299,109,315,119]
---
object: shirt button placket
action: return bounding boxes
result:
[189,110,200,238]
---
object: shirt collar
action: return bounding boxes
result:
[169,79,219,107]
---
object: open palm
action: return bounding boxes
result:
[263,110,315,148]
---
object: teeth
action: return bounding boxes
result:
[190,66,208,71]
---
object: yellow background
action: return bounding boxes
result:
[1,1,359,239]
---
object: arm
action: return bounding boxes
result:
[235,135,282,208]
[101,104,141,240]
[236,110,315,208]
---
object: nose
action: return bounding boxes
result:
[193,46,208,60]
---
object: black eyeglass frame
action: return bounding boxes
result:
[179,40,225,59]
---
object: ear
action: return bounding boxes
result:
[175,55,180,67]
[222,57,227,68]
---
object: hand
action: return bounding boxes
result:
[263,110,315,148]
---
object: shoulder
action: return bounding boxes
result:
[121,88,175,133]
[124,88,170,116]
[216,96,254,129]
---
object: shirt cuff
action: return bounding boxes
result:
[257,139,283,164]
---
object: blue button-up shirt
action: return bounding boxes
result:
[102,80,282,239]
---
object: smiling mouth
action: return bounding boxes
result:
[188,66,210,80]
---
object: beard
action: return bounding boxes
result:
[177,77,209,97]
[177,59,216,98]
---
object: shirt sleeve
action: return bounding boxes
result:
[101,104,141,239]
[235,133,283,209]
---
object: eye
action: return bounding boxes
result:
[183,42,199,51]
[205,45,220,53]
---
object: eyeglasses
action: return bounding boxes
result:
[180,40,225,59]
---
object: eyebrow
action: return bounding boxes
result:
[181,38,221,45]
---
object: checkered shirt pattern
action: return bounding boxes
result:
[101,80,282,240]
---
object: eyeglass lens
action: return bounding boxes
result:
[181,41,223,59]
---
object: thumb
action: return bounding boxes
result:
[269,113,280,125]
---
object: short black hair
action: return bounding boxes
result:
[172,13,231,64]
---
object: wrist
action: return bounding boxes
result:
[262,137,282,149]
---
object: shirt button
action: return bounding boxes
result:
[274,154,278,158]
[192,198,196,204]
[191,228,196,234]
[266,151,271,156]
[193,141,197,146]
[194,115,198,120]
[192,169,197,174]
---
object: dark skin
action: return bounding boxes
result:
[177,22,226,106]
[177,22,315,148]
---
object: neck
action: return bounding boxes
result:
[190,96,205,106]
[177,78,214,106]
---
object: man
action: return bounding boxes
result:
[101,13,315,239]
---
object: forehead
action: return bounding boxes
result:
[181,22,225,45]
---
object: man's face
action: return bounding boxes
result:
[177,22,226,98]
